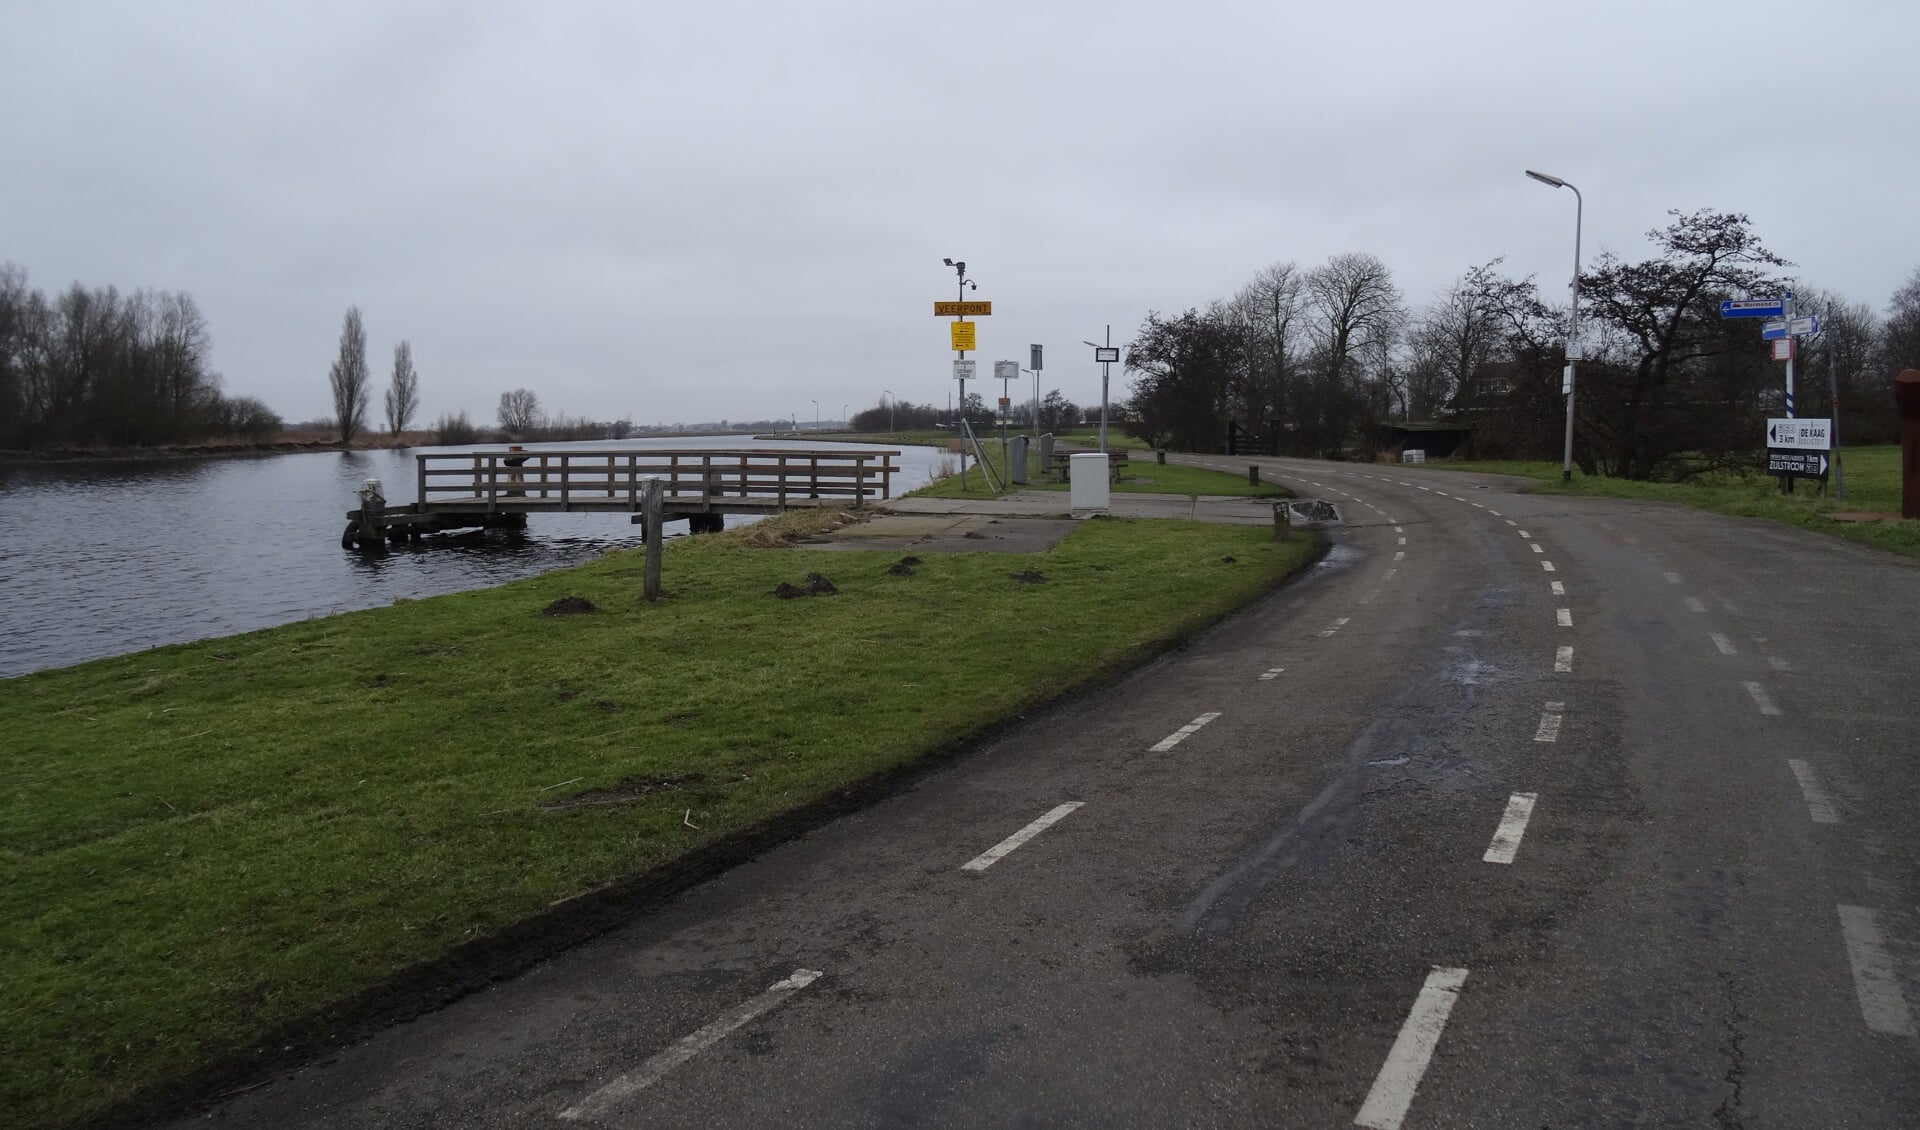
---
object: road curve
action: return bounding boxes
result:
[167,455,1920,1128]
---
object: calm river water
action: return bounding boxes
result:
[0,436,944,679]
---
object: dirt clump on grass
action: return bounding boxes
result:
[1011,570,1046,584]
[540,596,598,616]
[540,772,705,812]
[886,562,914,576]
[773,572,839,598]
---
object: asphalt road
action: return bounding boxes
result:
[170,456,1920,1128]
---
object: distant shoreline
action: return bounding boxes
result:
[0,431,799,467]
[0,439,352,466]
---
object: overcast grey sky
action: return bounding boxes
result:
[4,1,1914,427]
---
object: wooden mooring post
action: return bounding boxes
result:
[642,477,664,601]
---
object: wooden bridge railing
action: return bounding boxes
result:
[414,449,900,510]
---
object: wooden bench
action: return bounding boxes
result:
[1050,450,1130,483]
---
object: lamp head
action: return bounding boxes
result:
[942,258,953,266]
[1525,169,1568,188]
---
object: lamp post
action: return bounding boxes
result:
[842,404,848,430]
[1082,326,1114,453]
[1526,169,1582,483]
[883,388,894,433]
[811,399,819,431]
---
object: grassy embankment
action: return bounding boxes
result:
[796,428,1151,452]
[1431,444,1918,557]
[1,510,1320,1128]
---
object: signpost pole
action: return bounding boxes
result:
[1101,324,1111,454]
[1030,344,1043,456]
[1826,303,1845,501]
[953,264,968,490]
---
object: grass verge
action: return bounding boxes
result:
[910,448,1287,501]
[1,515,1321,1127]
[1428,445,1919,557]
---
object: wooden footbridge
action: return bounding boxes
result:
[343,448,901,551]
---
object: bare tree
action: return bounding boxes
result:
[497,387,541,432]
[1793,289,1889,443]
[1408,260,1538,419]
[1301,252,1404,454]
[384,340,419,437]
[1235,261,1304,426]
[328,306,371,445]
[1882,267,1920,376]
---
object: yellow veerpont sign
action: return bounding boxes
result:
[934,301,992,316]
[950,321,977,352]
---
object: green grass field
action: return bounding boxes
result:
[1430,445,1917,557]
[908,445,1285,502]
[0,514,1319,1127]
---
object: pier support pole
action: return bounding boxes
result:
[642,477,664,601]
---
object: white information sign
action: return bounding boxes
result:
[1765,417,1831,450]
[994,360,1020,382]
[953,359,976,381]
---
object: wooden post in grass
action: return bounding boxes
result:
[642,477,664,601]
[1896,369,1920,520]
[1248,465,1260,487]
[1272,500,1291,541]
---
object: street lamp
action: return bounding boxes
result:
[811,399,819,430]
[883,388,894,433]
[1082,328,1115,452]
[1526,169,1582,483]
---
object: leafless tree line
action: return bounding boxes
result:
[1124,211,1920,479]
[0,263,280,450]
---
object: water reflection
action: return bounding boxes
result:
[0,437,944,677]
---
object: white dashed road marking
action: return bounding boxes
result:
[1534,702,1565,743]
[1786,759,1840,824]
[1541,561,1556,573]
[1355,968,1470,1130]
[1150,713,1223,751]
[1838,906,1915,1036]
[1556,608,1572,627]
[1664,572,1682,584]
[559,969,824,1121]
[1530,543,1544,554]
[1482,793,1539,864]
[1517,530,1531,538]
[1743,682,1782,716]
[962,802,1086,870]
[1751,638,1790,671]
[1550,581,1565,596]
[1259,667,1286,681]
[1555,646,1574,673]
[1710,633,1736,656]
[1684,597,1707,613]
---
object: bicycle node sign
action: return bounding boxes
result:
[1765,417,1832,481]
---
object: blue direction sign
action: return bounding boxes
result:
[1722,298,1786,318]
[1761,315,1819,340]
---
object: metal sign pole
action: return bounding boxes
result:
[1101,324,1111,453]
[1826,301,1845,501]
[956,268,968,490]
